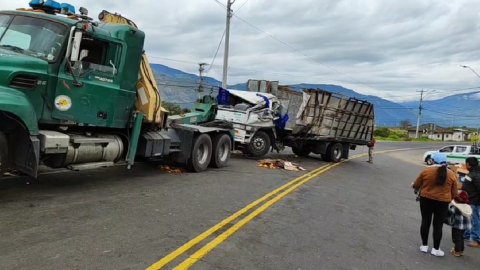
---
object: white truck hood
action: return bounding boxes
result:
[224,89,279,109]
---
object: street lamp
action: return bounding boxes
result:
[460,65,480,79]
[460,65,480,143]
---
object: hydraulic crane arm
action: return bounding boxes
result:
[98,10,166,126]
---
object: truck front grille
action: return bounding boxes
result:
[9,75,38,90]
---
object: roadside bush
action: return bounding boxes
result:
[387,134,400,141]
[374,127,390,138]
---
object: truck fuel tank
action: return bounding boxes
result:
[39,132,124,168]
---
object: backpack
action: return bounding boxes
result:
[444,205,455,226]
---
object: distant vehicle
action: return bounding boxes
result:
[422,145,473,165]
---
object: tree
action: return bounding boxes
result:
[161,101,183,115]
[399,119,412,130]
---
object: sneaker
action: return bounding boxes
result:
[431,248,445,257]
[420,246,429,253]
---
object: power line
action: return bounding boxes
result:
[149,55,480,97]
[422,107,479,118]
[213,0,227,9]
[234,0,249,14]
[227,14,387,94]
[206,29,226,75]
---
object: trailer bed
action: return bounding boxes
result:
[275,88,374,144]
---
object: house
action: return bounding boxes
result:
[407,124,469,141]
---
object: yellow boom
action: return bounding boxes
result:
[98,10,166,126]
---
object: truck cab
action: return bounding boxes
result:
[0,3,145,178]
[215,89,281,157]
[0,1,233,181]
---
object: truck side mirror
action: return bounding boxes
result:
[79,49,89,61]
[70,31,83,62]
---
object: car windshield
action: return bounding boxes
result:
[0,14,67,61]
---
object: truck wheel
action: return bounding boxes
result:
[246,131,271,158]
[0,132,8,182]
[292,146,311,157]
[210,133,231,168]
[326,142,343,163]
[187,134,212,172]
[425,156,433,165]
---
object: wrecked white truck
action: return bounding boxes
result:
[215,89,281,157]
[215,81,375,162]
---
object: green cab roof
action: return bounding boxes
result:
[0,9,145,40]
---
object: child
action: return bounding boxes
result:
[447,190,472,257]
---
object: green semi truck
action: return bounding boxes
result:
[0,1,234,182]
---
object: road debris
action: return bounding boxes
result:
[159,165,186,174]
[4,168,21,176]
[257,159,306,171]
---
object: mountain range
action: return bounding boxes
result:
[150,63,478,128]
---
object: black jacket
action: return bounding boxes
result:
[463,166,480,205]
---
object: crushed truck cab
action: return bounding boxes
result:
[0,1,233,181]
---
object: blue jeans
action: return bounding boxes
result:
[465,204,480,242]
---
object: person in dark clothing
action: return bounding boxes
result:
[412,152,458,257]
[446,190,472,257]
[463,156,480,248]
[366,137,375,163]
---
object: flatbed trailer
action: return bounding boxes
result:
[275,86,375,162]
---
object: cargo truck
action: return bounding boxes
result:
[0,1,234,181]
[215,80,375,162]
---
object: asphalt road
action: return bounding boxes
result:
[0,142,478,270]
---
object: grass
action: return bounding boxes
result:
[376,136,435,142]
[374,127,466,142]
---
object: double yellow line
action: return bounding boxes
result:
[146,148,412,270]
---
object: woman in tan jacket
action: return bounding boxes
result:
[412,153,458,257]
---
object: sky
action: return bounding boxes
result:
[2,0,480,102]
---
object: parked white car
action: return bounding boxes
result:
[422,145,472,165]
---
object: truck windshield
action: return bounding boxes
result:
[0,14,67,61]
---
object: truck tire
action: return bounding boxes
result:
[326,142,343,163]
[0,132,7,182]
[210,133,231,168]
[187,134,213,172]
[292,145,311,157]
[246,131,271,158]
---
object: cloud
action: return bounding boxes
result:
[2,0,480,101]
[469,92,480,100]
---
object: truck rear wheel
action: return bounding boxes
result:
[210,133,231,168]
[0,132,8,182]
[187,134,212,172]
[326,142,343,163]
[292,145,311,157]
[246,131,270,158]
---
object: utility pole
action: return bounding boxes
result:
[198,62,207,92]
[415,89,426,139]
[222,0,235,89]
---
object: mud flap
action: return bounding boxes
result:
[11,135,39,178]
[341,143,350,159]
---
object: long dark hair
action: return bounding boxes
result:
[436,165,447,186]
[466,156,479,168]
